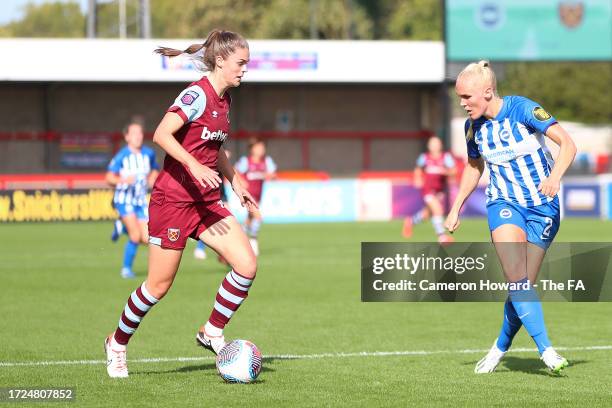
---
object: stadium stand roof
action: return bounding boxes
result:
[0,39,444,83]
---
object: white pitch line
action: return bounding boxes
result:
[1,345,611,368]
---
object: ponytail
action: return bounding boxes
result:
[154,43,205,58]
[154,29,248,73]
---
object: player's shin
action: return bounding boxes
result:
[431,215,445,235]
[496,296,522,352]
[113,282,159,345]
[206,269,255,334]
[249,219,262,238]
[509,278,551,354]
[123,240,139,269]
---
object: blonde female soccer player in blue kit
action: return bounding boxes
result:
[445,61,577,373]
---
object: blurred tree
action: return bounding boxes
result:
[499,62,612,124]
[254,0,373,39]
[357,0,442,40]
[151,0,372,40]
[95,0,142,38]
[0,2,85,38]
[151,0,263,39]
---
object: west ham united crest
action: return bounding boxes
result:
[167,228,180,242]
[558,1,584,29]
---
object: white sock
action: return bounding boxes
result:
[111,335,126,351]
[432,216,445,235]
[204,321,223,337]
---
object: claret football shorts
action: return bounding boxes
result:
[147,190,232,250]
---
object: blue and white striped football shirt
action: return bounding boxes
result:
[466,96,557,208]
[107,146,159,206]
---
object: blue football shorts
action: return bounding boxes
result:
[487,197,560,250]
[114,202,149,220]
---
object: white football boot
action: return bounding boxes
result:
[541,347,569,373]
[474,339,506,373]
[104,335,128,378]
[195,326,226,355]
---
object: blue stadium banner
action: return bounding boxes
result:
[446,0,612,61]
[562,183,601,217]
[227,180,358,223]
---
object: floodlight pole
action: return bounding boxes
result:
[140,0,151,38]
[87,0,97,38]
[119,0,127,39]
[310,0,318,39]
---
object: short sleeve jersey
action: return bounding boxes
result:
[465,95,557,207]
[107,145,159,206]
[235,155,277,199]
[153,76,231,203]
[416,152,455,191]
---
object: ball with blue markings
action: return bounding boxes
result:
[216,339,262,383]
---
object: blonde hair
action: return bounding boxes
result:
[154,29,249,72]
[458,60,497,140]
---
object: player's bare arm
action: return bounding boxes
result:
[152,111,222,188]
[147,169,159,188]
[105,171,135,186]
[413,166,424,188]
[538,124,577,197]
[445,156,484,232]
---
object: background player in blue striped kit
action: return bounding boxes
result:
[106,119,159,278]
[445,60,577,373]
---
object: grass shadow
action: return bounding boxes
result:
[462,356,585,376]
[133,358,283,376]
[501,356,585,376]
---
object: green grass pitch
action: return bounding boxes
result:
[0,219,611,407]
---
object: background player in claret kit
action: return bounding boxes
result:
[402,136,456,243]
[235,138,277,256]
[445,60,577,374]
[104,29,259,378]
[106,119,159,279]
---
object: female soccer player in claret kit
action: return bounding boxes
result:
[106,119,159,279]
[104,29,258,378]
[235,137,277,256]
[445,60,576,373]
[402,135,456,243]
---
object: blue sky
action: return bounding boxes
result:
[0,0,90,25]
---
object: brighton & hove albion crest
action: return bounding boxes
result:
[558,1,584,29]
[167,228,180,242]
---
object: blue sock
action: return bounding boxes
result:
[123,240,139,269]
[509,278,551,355]
[413,210,424,225]
[196,240,206,250]
[496,297,522,352]
[249,219,262,238]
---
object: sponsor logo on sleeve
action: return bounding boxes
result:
[533,106,552,121]
[180,90,199,106]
